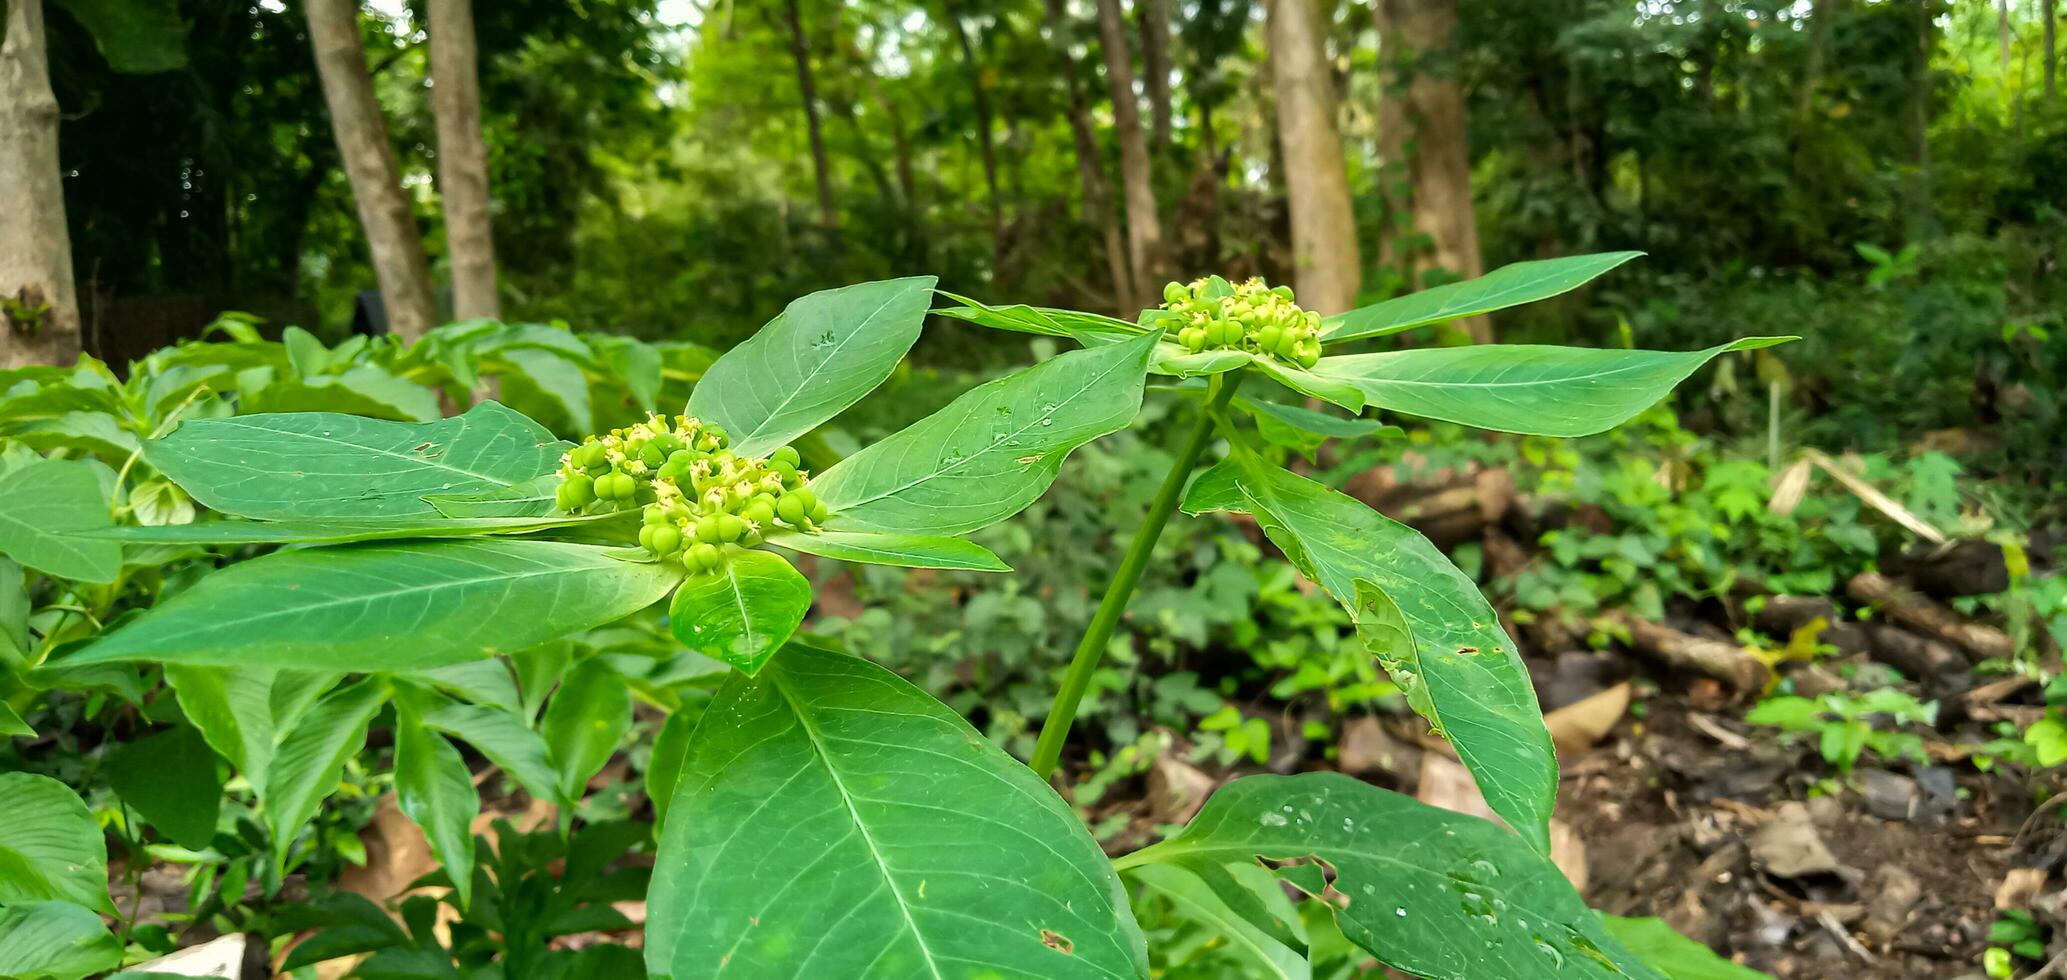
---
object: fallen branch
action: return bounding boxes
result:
[1602,612,1767,692]
[1846,572,2014,662]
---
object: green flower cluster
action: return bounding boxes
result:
[554,414,826,573]
[1161,277,1323,368]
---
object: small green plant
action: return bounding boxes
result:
[1985,909,2048,978]
[1746,689,1939,774]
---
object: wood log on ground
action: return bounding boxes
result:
[1866,624,1968,684]
[1884,539,2011,598]
[1753,595,1871,657]
[1845,572,2013,661]
[1604,611,1767,692]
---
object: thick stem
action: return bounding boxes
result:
[1030,372,1244,779]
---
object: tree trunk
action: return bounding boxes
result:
[1045,0,1135,313]
[1140,0,1173,151]
[426,0,499,321]
[1797,0,1843,118]
[780,0,837,232]
[942,0,1003,257]
[1377,0,1489,341]
[1371,0,1411,273]
[0,0,80,368]
[2046,0,2057,100]
[1908,0,1934,237]
[305,0,439,341]
[1266,0,1361,316]
[1095,0,1167,299]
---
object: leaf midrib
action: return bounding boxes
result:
[734,290,904,451]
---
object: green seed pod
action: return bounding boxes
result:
[649,524,682,556]
[638,524,658,551]
[743,498,775,527]
[809,497,829,523]
[717,514,747,542]
[1257,324,1283,352]
[643,505,671,525]
[688,543,721,573]
[1203,319,1227,347]
[695,518,723,544]
[772,446,801,469]
[1272,284,1295,301]
[775,494,808,526]
[1274,330,1301,360]
[1180,328,1205,351]
[559,473,595,508]
[769,455,798,475]
[639,442,667,468]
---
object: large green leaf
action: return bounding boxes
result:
[539,657,631,802]
[0,774,111,913]
[1601,917,1769,980]
[163,666,338,800]
[0,901,122,980]
[1308,338,1793,437]
[1129,863,1309,980]
[1194,457,1557,854]
[59,540,682,672]
[422,701,565,806]
[814,330,1159,535]
[764,529,1009,572]
[932,292,1144,345]
[689,277,936,457]
[145,401,567,520]
[1117,774,1662,980]
[666,550,813,676]
[645,709,697,832]
[395,694,481,909]
[645,644,1146,979]
[0,459,123,583]
[1321,252,1644,343]
[105,724,223,850]
[264,679,387,874]
[79,513,610,545]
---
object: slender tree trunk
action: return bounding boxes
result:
[1045,0,1135,313]
[2046,0,2057,100]
[0,0,80,368]
[426,0,499,321]
[1095,0,1167,298]
[1140,0,1173,151]
[1371,0,1411,273]
[780,0,837,232]
[1797,0,1843,118]
[1378,0,1489,341]
[1998,0,2012,76]
[828,94,897,203]
[1908,0,1935,238]
[305,0,439,341]
[942,0,1003,256]
[1266,0,1361,316]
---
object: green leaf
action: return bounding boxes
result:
[0,901,122,980]
[422,701,566,806]
[105,724,223,850]
[1217,457,1557,854]
[498,348,593,434]
[666,550,812,676]
[48,0,188,73]
[814,330,1159,535]
[60,539,682,672]
[645,709,696,832]
[0,702,31,737]
[394,695,481,909]
[539,658,631,802]
[1116,773,1661,980]
[78,513,609,545]
[0,557,29,670]
[689,277,936,457]
[1308,338,1794,437]
[764,529,1009,572]
[1129,863,1310,980]
[145,402,568,520]
[245,366,441,422]
[1322,252,1644,343]
[264,678,387,875]
[0,774,112,913]
[1251,357,1365,412]
[933,292,1144,345]
[163,666,338,800]
[645,644,1146,979]
[1600,916,1770,980]
[421,474,561,518]
[0,459,124,583]
[412,659,521,713]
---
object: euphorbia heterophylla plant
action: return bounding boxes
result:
[27,261,1784,980]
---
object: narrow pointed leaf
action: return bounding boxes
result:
[145,401,568,520]
[764,529,1009,571]
[105,724,223,850]
[539,658,631,802]
[395,696,480,909]
[0,902,122,980]
[60,539,681,672]
[0,774,112,912]
[933,293,1143,345]
[814,330,1159,535]
[689,277,936,457]
[0,459,123,583]
[1219,458,1556,854]
[0,702,29,737]
[163,666,340,800]
[666,550,812,676]
[645,709,697,832]
[1309,338,1793,437]
[646,644,1147,979]
[424,702,565,806]
[413,660,522,713]
[265,679,386,874]
[1600,916,1770,979]
[1117,773,1662,980]
[1322,252,1644,343]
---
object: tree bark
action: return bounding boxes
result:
[1095,0,1167,300]
[1907,0,1934,237]
[1371,0,1411,273]
[426,0,499,321]
[941,0,1003,257]
[1045,0,1135,313]
[1266,0,1361,316]
[305,0,439,341]
[780,0,837,232]
[1376,0,1489,341]
[2046,0,2057,100]
[1140,0,1173,151]
[0,0,80,368]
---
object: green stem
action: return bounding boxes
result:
[1029,372,1244,779]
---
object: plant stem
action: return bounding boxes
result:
[1029,372,1243,779]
